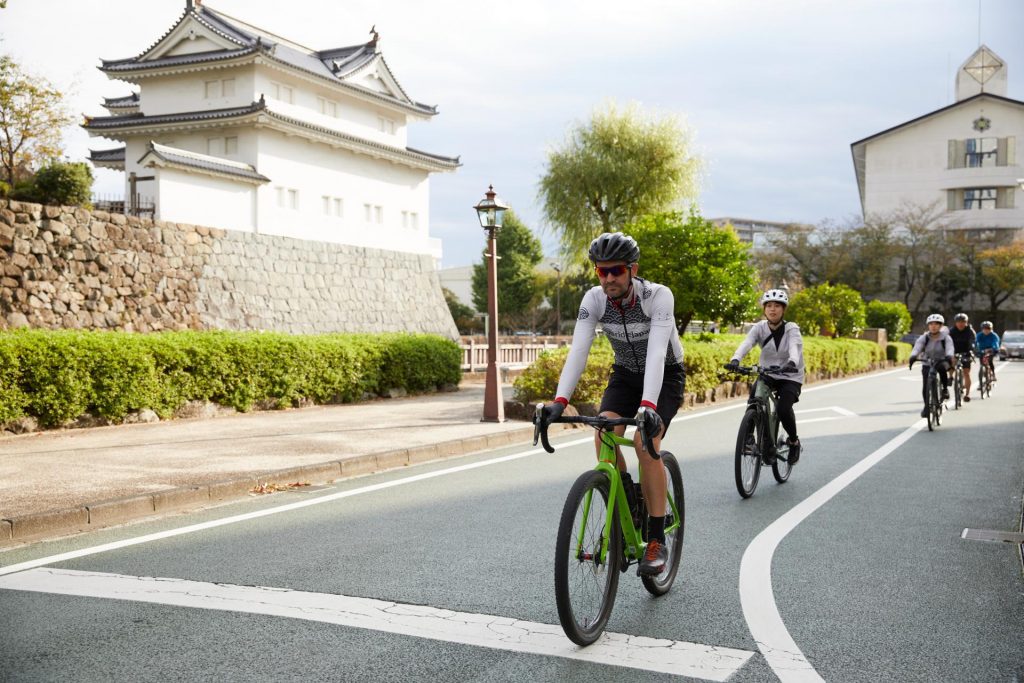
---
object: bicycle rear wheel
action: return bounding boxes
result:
[642,452,685,596]
[734,409,761,498]
[554,470,621,646]
[978,366,989,399]
[953,370,963,410]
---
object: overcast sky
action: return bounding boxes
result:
[2,0,1023,268]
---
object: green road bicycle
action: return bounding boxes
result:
[534,407,685,646]
[725,364,796,498]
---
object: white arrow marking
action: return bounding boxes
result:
[0,568,754,681]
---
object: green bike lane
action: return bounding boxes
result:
[1,365,1020,681]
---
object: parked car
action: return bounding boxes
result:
[899,333,921,346]
[999,330,1024,360]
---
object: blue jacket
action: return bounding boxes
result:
[975,331,1000,353]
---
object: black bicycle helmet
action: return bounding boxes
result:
[588,232,640,264]
[954,312,968,322]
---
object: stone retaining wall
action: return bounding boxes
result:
[0,199,458,337]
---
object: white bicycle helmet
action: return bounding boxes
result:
[980,320,993,329]
[760,289,789,306]
[926,313,944,324]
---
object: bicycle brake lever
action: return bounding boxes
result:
[532,403,543,447]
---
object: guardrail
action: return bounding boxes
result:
[459,338,568,372]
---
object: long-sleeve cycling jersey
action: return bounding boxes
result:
[948,325,976,355]
[975,331,1000,353]
[555,277,683,408]
[731,320,806,385]
[911,328,954,361]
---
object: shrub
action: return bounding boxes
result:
[788,283,866,337]
[512,332,884,405]
[866,300,913,340]
[887,342,912,364]
[0,330,461,428]
[30,161,94,206]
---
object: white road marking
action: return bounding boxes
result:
[798,417,837,425]
[739,419,926,682]
[0,568,754,681]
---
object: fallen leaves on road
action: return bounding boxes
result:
[250,481,311,495]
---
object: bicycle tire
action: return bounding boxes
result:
[953,369,962,410]
[734,409,761,498]
[642,452,685,596]
[772,432,792,483]
[930,374,941,428]
[978,365,989,399]
[554,470,622,646]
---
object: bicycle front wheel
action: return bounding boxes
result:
[953,371,963,410]
[734,409,762,498]
[929,375,941,428]
[642,452,685,596]
[554,470,621,646]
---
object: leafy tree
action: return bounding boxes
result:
[471,210,544,318]
[977,243,1024,325]
[25,160,94,205]
[865,300,913,340]
[538,101,701,262]
[628,211,760,332]
[788,283,866,337]
[0,55,73,186]
[442,287,478,335]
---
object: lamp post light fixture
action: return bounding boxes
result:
[474,185,509,422]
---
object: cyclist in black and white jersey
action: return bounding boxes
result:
[725,289,805,464]
[538,232,685,576]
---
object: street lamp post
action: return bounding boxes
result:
[474,185,509,422]
[551,262,562,336]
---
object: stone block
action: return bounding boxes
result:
[208,477,260,501]
[340,456,378,478]
[87,495,156,527]
[376,449,410,471]
[9,507,89,541]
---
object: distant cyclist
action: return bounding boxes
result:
[948,313,976,402]
[538,232,685,576]
[975,321,1000,384]
[725,289,805,464]
[909,314,954,418]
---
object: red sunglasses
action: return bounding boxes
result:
[595,264,629,278]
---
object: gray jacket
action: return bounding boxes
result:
[732,320,805,385]
[911,328,954,362]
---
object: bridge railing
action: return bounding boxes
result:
[459,337,570,372]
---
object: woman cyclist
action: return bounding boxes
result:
[725,289,805,464]
[909,314,954,417]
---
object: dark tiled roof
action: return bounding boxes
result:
[89,147,126,163]
[102,93,140,108]
[139,142,270,183]
[98,5,435,116]
[83,101,266,130]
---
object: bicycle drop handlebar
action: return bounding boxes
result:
[532,404,660,459]
[721,363,797,377]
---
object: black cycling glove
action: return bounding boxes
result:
[637,406,663,450]
[539,401,565,425]
[724,359,740,371]
[908,355,917,370]
[782,360,798,373]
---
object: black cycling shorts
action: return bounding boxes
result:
[599,363,685,433]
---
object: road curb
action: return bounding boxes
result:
[0,423,555,548]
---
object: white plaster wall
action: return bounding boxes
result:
[254,65,409,147]
[254,129,433,254]
[863,98,1024,229]
[155,168,256,232]
[438,265,475,309]
[139,67,256,116]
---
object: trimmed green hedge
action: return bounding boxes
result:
[513,332,887,405]
[0,330,461,428]
[887,341,913,364]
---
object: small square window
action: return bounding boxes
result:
[288,189,299,210]
[364,203,372,222]
[322,196,330,214]
[207,137,224,155]
[224,136,238,155]
[275,187,285,208]
[204,80,221,98]
[221,78,235,97]
[374,206,383,223]
[333,198,343,217]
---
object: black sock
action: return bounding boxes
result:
[647,516,665,543]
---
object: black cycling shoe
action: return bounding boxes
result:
[941,388,949,400]
[762,446,777,467]
[638,539,667,576]
[920,407,929,418]
[786,438,801,465]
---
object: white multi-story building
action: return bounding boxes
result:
[851,45,1023,241]
[85,0,459,259]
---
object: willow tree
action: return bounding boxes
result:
[538,102,701,262]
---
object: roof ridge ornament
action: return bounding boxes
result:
[369,25,379,51]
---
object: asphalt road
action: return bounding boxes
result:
[2,362,1022,682]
